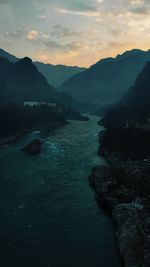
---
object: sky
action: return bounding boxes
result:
[0,0,150,67]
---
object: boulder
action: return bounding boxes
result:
[22,139,42,155]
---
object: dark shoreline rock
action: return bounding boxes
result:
[22,139,42,155]
[89,159,150,267]
[98,127,150,161]
[0,121,67,147]
[0,131,26,146]
[79,115,90,121]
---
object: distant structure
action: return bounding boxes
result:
[24,101,39,107]
[23,101,57,107]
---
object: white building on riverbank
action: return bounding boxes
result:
[23,101,57,107]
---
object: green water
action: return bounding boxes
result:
[0,116,122,267]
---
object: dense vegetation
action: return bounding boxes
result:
[0,104,66,137]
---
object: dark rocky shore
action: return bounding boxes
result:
[0,121,66,147]
[89,128,150,267]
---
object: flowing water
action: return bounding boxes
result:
[0,116,122,267]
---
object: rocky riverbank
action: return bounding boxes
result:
[89,128,150,267]
[0,121,67,147]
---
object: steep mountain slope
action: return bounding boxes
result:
[122,61,150,118]
[0,57,58,104]
[0,48,19,63]
[60,49,150,105]
[0,56,93,114]
[0,48,86,88]
[101,61,150,128]
[91,62,150,267]
[35,61,86,87]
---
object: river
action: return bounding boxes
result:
[0,116,122,267]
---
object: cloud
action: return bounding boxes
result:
[27,30,38,40]
[0,2,14,21]
[109,29,122,36]
[50,0,99,12]
[51,24,82,39]
[130,6,150,14]
[130,0,144,6]
[55,8,100,18]
[0,0,150,67]
[4,29,26,39]
[0,0,10,3]
[38,15,45,19]
[29,36,85,53]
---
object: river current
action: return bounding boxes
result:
[0,116,122,267]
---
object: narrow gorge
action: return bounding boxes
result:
[0,117,122,267]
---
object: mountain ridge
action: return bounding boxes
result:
[60,48,150,105]
[0,48,86,87]
[35,61,86,87]
[0,56,58,104]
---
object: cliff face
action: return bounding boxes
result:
[122,61,150,119]
[89,161,150,267]
[99,127,150,161]
[100,61,150,129]
[89,63,150,266]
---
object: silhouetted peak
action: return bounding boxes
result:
[15,57,36,72]
[91,57,115,68]
[17,57,32,65]
[116,49,144,60]
[91,49,145,68]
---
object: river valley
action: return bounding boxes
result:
[0,116,122,267]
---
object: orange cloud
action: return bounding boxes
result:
[27,30,38,40]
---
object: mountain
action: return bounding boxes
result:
[0,56,58,104]
[92,61,150,267]
[60,49,150,105]
[100,61,150,128]
[34,61,86,87]
[0,48,19,63]
[0,56,93,116]
[122,61,150,118]
[0,48,86,88]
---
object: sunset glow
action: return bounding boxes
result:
[0,0,149,66]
